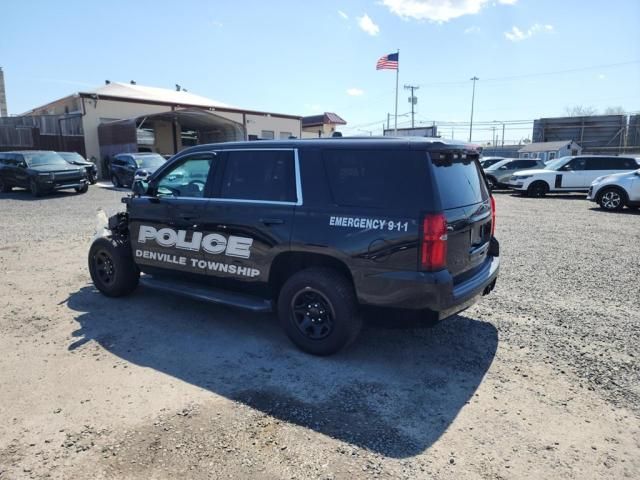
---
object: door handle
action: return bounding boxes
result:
[260,218,284,225]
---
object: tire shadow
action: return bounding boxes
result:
[64,285,498,459]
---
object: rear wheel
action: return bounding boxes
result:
[527,181,548,198]
[598,187,626,211]
[111,174,121,188]
[88,237,139,297]
[0,177,11,192]
[277,268,361,356]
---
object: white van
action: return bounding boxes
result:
[507,155,639,197]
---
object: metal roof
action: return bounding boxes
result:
[81,82,236,109]
[302,112,347,127]
[518,140,576,152]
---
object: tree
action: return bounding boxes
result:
[564,105,598,117]
[603,106,625,115]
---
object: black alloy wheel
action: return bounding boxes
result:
[290,288,335,340]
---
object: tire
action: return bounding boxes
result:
[88,237,139,297]
[75,183,89,194]
[0,177,11,193]
[598,187,626,211]
[30,179,43,197]
[277,268,362,356]
[111,174,121,188]
[527,181,548,198]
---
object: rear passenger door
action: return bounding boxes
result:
[198,148,299,285]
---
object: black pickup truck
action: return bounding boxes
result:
[88,138,499,355]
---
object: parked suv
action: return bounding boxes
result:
[484,158,544,189]
[0,150,88,197]
[507,155,639,197]
[88,138,499,355]
[479,157,504,169]
[110,153,166,188]
[587,168,640,211]
[58,151,98,184]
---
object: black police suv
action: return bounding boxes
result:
[58,151,98,184]
[88,138,499,355]
[109,152,166,188]
[0,150,89,197]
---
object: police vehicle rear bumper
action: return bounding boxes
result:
[357,254,500,319]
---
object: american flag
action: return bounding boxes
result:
[376,52,399,70]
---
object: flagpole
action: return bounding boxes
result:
[394,49,399,134]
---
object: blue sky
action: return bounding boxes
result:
[1,0,639,142]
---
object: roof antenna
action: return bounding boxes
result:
[130,80,136,85]
[105,80,110,85]
[175,84,181,91]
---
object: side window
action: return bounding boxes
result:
[565,158,586,171]
[622,158,637,169]
[585,157,608,170]
[323,150,430,209]
[220,150,297,203]
[156,154,215,198]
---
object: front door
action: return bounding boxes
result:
[127,152,218,281]
[557,157,587,188]
[198,148,299,288]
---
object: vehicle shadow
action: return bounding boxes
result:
[0,189,81,201]
[95,182,130,193]
[506,192,587,201]
[64,285,498,459]
[588,206,640,215]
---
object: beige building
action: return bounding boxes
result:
[23,81,302,170]
[301,112,347,138]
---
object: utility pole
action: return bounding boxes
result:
[492,125,496,147]
[469,76,479,142]
[502,123,505,147]
[404,84,419,129]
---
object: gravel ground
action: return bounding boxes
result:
[0,184,638,479]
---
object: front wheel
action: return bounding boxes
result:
[598,188,625,211]
[75,183,89,194]
[278,268,362,356]
[30,179,44,197]
[111,174,121,188]
[88,237,139,297]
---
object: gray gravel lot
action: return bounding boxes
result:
[0,184,638,479]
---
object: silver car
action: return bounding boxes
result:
[484,158,545,190]
[587,168,640,211]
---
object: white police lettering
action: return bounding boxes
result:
[137,225,254,258]
[328,216,409,232]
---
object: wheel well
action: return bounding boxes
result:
[529,180,549,190]
[597,185,628,203]
[269,252,354,298]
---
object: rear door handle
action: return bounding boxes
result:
[260,218,284,225]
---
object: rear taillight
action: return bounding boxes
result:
[421,213,448,271]
[490,195,496,236]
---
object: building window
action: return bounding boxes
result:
[261,130,275,140]
[548,151,556,160]
[523,153,529,158]
[279,131,292,140]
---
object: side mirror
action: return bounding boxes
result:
[18,161,27,168]
[132,179,148,196]
[498,166,508,170]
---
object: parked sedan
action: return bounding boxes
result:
[0,151,88,197]
[484,158,545,190]
[58,151,98,184]
[480,157,505,169]
[110,153,166,188]
[587,168,640,211]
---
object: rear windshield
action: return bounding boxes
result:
[323,149,429,209]
[430,151,489,209]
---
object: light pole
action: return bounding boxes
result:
[469,76,479,142]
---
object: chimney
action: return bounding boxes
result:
[0,67,7,117]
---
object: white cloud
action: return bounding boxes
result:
[346,88,364,96]
[597,73,606,80]
[464,25,480,34]
[338,10,349,20]
[498,0,518,4]
[211,20,223,28]
[504,23,553,41]
[357,13,380,36]
[381,0,516,23]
